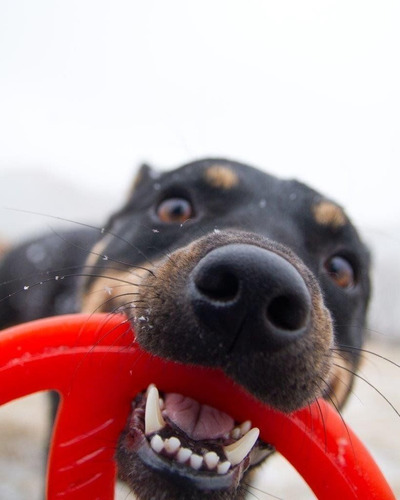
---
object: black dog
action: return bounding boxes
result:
[0,159,370,499]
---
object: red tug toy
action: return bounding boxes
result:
[0,314,395,499]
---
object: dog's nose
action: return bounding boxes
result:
[190,244,311,351]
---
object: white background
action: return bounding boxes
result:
[0,3,399,498]
[0,0,399,229]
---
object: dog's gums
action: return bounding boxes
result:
[120,383,273,493]
[144,385,262,468]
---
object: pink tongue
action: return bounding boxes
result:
[164,393,235,441]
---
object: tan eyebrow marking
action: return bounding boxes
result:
[313,201,347,229]
[204,165,239,190]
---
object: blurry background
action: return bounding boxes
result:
[0,1,399,498]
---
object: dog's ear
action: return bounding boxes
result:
[130,163,160,194]
[104,163,160,231]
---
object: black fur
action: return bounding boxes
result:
[0,159,370,499]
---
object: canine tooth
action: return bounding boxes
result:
[204,451,219,470]
[165,436,181,454]
[145,385,166,435]
[190,454,203,470]
[150,434,164,454]
[217,461,231,475]
[223,428,260,466]
[240,420,252,435]
[177,447,193,463]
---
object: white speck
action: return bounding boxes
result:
[102,255,109,261]
[55,276,59,281]
[152,229,160,233]
[259,199,267,208]
[214,228,221,234]
[138,316,148,322]
[23,285,30,291]
[100,227,106,234]
[104,286,113,296]
[336,437,348,467]
[25,243,47,265]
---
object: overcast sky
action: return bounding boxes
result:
[0,0,399,230]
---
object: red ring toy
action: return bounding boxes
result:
[0,314,395,499]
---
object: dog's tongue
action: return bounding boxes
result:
[164,393,235,441]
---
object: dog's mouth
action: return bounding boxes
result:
[125,383,274,490]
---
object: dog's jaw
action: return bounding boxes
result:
[113,232,335,499]
[74,160,370,499]
[117,385,274,500]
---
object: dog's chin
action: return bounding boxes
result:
[117,387,274,500]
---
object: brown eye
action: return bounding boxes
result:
[325,256,355,289]
[156,198,194,224]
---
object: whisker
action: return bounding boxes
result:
[313,396,328,453]
[48,226,157,277]
[315,376,356,458]
[0,263,153,293]
[242,485,261,499]
[325,359,363,406]
[0,271,156,306]
[333,363,400,418]
[332,345,400,369]
[5,207,158,267]
[243,481,283,499]
[81,292,141,313]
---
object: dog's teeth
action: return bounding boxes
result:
[231,427,241,439]
[231,420,252,439]
[176,447,193,464]
[204,451,220,470]
[217,460,231,475]
[150,434,164,454]
[190,454,203,470]
[164,436,181,454]
[223,428,260,466]
[240,420,252,435]
[145,385,166,435]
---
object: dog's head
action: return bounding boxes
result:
[81,159,370,499]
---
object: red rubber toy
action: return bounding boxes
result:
[0,314,395,499]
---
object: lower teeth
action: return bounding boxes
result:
[148,433,232,474]
[142,384,260,474]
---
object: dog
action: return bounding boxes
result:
[0,159,371,499]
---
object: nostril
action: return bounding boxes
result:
[266,295,310,332]
[195,271,240,303]
[191,244,313,349]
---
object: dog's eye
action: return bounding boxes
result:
[324,256,355,289]
[156,198,194,224]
